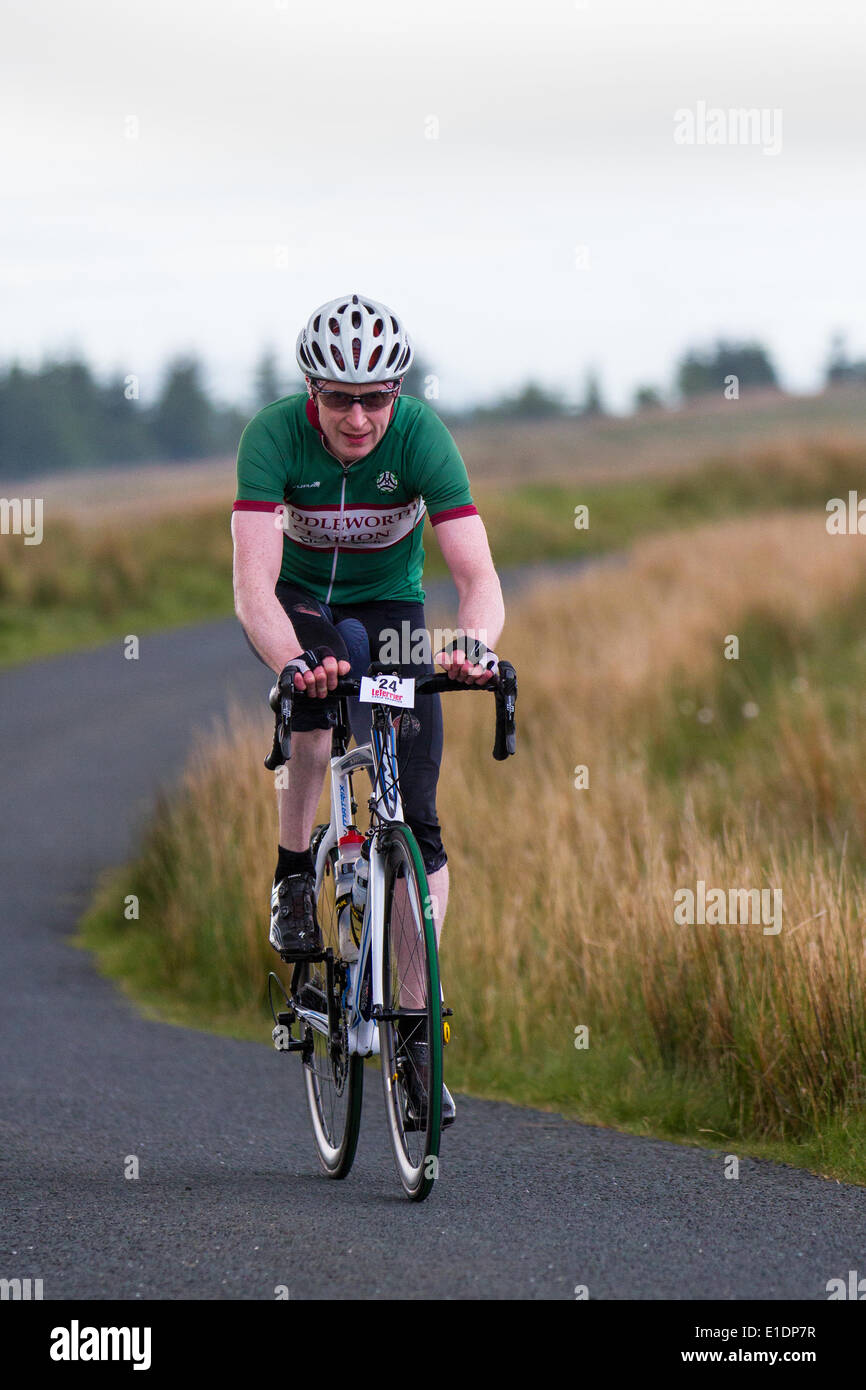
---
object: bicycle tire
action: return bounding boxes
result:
[297,824,363,1179]
[378,824,443,1201]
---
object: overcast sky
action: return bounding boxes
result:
[3,0,865,411]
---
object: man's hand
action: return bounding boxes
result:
[279,647,352,698]
[294,655,352,697]
[433,644,498,686]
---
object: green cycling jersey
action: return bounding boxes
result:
[233,393,477,605]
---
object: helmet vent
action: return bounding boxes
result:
[328,317,340,335]
[390,317,399,333]
[367,345,383,370]
[351,310,362,329]
[352,336,361,367]
[330,345,346,371]
[312,315,320,332]
[386,343,401,368]
[312,341,326,368]
[372,317,383,337]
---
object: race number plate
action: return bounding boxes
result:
[359,674,416,708]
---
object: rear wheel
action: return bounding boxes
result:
[296,824,363,1178]
[378,825,443,1201]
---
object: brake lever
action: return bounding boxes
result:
[492,659,517,760]
[264,662,306,768]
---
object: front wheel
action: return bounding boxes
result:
[297,824,363,1178]
[378,825,443,1201]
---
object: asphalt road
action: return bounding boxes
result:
[2,571,866,1300]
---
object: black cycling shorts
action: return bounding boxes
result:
[247,581,447,876]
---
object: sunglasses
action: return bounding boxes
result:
[313,386,399,412]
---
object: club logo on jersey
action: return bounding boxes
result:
[376,471,399,493]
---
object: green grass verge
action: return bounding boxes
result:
[484,441,866,567]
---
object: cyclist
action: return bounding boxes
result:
[232,294,505,1127]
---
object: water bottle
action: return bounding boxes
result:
[336,832,363,961]
[350,840,370,945]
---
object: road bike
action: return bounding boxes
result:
[265,658,517,1201]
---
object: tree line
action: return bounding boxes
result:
[0,355,248,478]
[0,335,862,478]
[459,333,865,422]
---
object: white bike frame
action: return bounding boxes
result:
[296,702,428,1058]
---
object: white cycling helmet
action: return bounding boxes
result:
[296,294,414,383]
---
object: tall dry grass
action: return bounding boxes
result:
[439,511,866,1136]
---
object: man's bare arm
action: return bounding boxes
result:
[231,510,351,694]
[431,513,505,681]
[231,510,304,674]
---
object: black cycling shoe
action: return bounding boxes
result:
[269,871,323,960]
[400,1036,456,1131]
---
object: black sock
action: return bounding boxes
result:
[275,845,314,883]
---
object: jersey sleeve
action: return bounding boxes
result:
[408,406,478,526]
[233,414,288,512]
